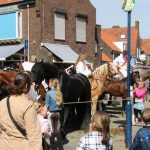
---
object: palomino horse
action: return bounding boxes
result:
[31,60,91,130]
[89,62,118,116]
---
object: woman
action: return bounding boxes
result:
[75,54,92,78]
[0,72,42,150]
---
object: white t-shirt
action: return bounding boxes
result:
[76,61,91,77]
[113,54,127,70]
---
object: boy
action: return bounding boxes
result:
[130,108,150,150]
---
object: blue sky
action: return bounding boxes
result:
[91,0,150,39]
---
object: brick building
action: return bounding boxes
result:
[0,0,98,67]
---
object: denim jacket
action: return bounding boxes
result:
[129,126,150,150]
[45,89,61,112]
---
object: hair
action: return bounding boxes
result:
[49,78,63,107]
[138,81,145,88]
[8,72,31,95]
[122,50,127,55]
[34,101,46,114]
[75,54,86,66]
[142,108,150,125]
[91,111,110,145]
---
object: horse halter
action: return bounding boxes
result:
[34,83,40,96]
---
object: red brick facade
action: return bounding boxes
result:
[21,0,97,65]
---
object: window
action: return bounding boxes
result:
[54,12,65,40]
[76,17,87,42]
[120,34,126,39]
[0,11,22,39]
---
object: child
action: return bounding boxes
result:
[35,101,51,149]
[76,111,112,150]
[130,108,150,150]
[133,81,148,124]
[45,78,63,133]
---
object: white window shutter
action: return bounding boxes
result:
[54,13,65,40]
[76,17,86,42]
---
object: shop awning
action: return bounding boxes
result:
[43,43,79,63]
[0,44,24,60]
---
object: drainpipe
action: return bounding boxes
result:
[27,4,30,62]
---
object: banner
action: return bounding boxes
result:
[122,0,136,12]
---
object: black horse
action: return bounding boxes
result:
[31,61,91,133]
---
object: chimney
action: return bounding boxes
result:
[135,20,139,31]
[95,25,101,44]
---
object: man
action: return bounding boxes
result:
[113,50,128,80]
[139,50,146,65]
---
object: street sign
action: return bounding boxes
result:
[122,0,135,12]
[24,39,28,50]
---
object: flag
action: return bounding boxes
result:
[122,0,136,12]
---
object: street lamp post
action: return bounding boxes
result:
[122,0,136,148]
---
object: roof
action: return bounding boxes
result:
[0,44,24,60]
[102,52,112,62]
[141,39,150,55]
[43,43,79,63]
[102,27,138,56]
[101,30,121,52]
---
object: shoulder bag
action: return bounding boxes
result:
[6,96,27,139]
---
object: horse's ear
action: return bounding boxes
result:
[35,58,37,63]
[40,59,43,63]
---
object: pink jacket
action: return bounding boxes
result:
[38,115,51,138]
[133,87,148,101]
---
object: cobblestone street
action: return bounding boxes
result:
[63,97,150,150]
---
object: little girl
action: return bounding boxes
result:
[133,81,148,124]
[35,101,51,149]
[76,111,112,150]
[45,78,63,133]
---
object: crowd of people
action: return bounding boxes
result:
[0,51,150,150]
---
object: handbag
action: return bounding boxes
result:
[6,96,27,139]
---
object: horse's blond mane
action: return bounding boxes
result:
[92,63,108,78]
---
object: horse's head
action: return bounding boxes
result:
[131,70,141,84]
[31,61,45,85]
[107,62,118,77]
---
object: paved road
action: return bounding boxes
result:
[63,98,150,150]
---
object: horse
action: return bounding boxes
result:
[89,62,118,116]
[103,71,141,99]
[133,66,150,81]
[0,70,17,100]
[31,60,91,131]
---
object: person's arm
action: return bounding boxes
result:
[41,120,51,137]
[24,104,42,150]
